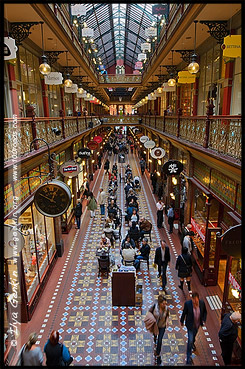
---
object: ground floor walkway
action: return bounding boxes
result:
[14,150,225,366]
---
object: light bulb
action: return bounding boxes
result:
[39,56,51,76]
[64,77,73,88]
[78,87,84,94]
[168,78,176,87]
[188,61,199,74]
[157,87,163,93]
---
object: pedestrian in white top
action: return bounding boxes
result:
[98,188,106,216]
[156,198,165,229]
[182,232,194,254]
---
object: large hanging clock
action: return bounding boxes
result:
[34,180,72,217]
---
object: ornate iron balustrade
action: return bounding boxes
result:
[98,74,142,84]
[4,116,101,163]
[103,116,140,125]
[141,113,241,163]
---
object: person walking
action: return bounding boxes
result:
[98,188,106,216]
[175,247,193,293]
[156,198,165,229]
[44,330,73,366]
[167,204,175,234]
[104,159,110,174]
[154,240,170,293]
[180,224,193,246]
[74,199,82,229]
[139,158,146,175]
[87,191,97,218]
[180,292,207,365]
[182,232,194,254]
[150,169,158,194]
[148,295,169,365]
[218,311,241,365]
[97,153,102,169]
[17,332,43,366]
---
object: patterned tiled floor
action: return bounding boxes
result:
[15,151,226,366]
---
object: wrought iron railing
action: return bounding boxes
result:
[4,116,100,163]
[98,74,142,84]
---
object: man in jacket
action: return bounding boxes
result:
[74,199,82,229]
[139,217,152,239]
[180,292,207,365]
[134,237,150,270]
[167,205,175,234]
[150,170,158,194]
[218,311,241,365]
[154,240,171,293]
[98,188,106,216]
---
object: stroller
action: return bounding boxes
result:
[133,176,141,192]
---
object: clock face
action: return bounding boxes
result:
[34,180,72,217]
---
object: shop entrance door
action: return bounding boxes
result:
[203,227,222,286]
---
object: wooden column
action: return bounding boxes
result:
[192,77,199,116]
[222,60,234,115]
[7,63,19,116]
[40,77,50,117]
[60,87,66,117]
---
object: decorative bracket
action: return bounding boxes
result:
[9,22,42,45]
[174,50,194,63]
[45,51,64,65]
[199,21,229,44]
[163,65,177,77]
[72,75,85,84]
[62,66,78,76]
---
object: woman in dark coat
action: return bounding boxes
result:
[104,159,110,174]
[175,247,192,292]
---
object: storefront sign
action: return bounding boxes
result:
[4,224,25,259]
[138,53,147,61]
[60,161,80,178]
[222,35,241,58]
[93,136,103,144]
[191,217,205,242]
[87,141,98,150]
[82,27,94,38]
[162,160,184,175]
[144,140,156,149]
[141,43,151,52]
[135,61,143,70]
[77,148,91,159]
[178,71,196,84]
[140,135,149,143]
[150,147,165,159]
[152,4,169,16]
[228,272,241,291]
[45,72,63,85]
[71,4,87,16]
[219,224,241,258]
[145,27,157,37]
[65,84,78,93]
[4,37,18,60]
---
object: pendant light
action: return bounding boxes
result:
[188,20,199,74]
[168,50,176,87]
[64,51,73,88]
[77,67,84,94]
[39,22,51,76]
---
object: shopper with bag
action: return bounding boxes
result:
[175,247,193,293]
[87,191,97,218]
[145,295,169,366]
[17,332,43,366]
[44,330,73,366]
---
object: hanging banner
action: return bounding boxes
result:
[178,71,196,84]
[162,83,176,92]
[44,72,63,85]
[87,141,98,150]
[65,84,78,93]
[60,161,80,178]
[93,136,103,144]
[138,53,147,61]
[82,27,94,38]
[4,37,18,60]
[150,147,165,159]
[144,140,156,149]
[71,4,87,16]
[140,135,149,143]
[135,61,143,70]
[162,160,183,175]
[141,42,151,52]
[222,35,241,58]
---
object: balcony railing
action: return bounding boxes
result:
[142,112,241,163]
[98,74,142,84]
[4,116,101,163]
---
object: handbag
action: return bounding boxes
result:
[180,255,192,274]
[60,344,74,366]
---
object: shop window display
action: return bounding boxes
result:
[19,208,39,301]
[45,216,56,261]
[32,206,48,280]
[4,184,14,216]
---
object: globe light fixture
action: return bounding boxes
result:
[168,50,176,87]
[64,51,72,87]
[188,21,199,74]
[39,22,51,76]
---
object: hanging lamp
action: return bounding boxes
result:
[39,22,51,76]
[64,51,73,88]
[168,50,176,87]
[188,20,200,74]
[77,66,83,94]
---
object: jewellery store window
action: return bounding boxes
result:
[18,204,56,302]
